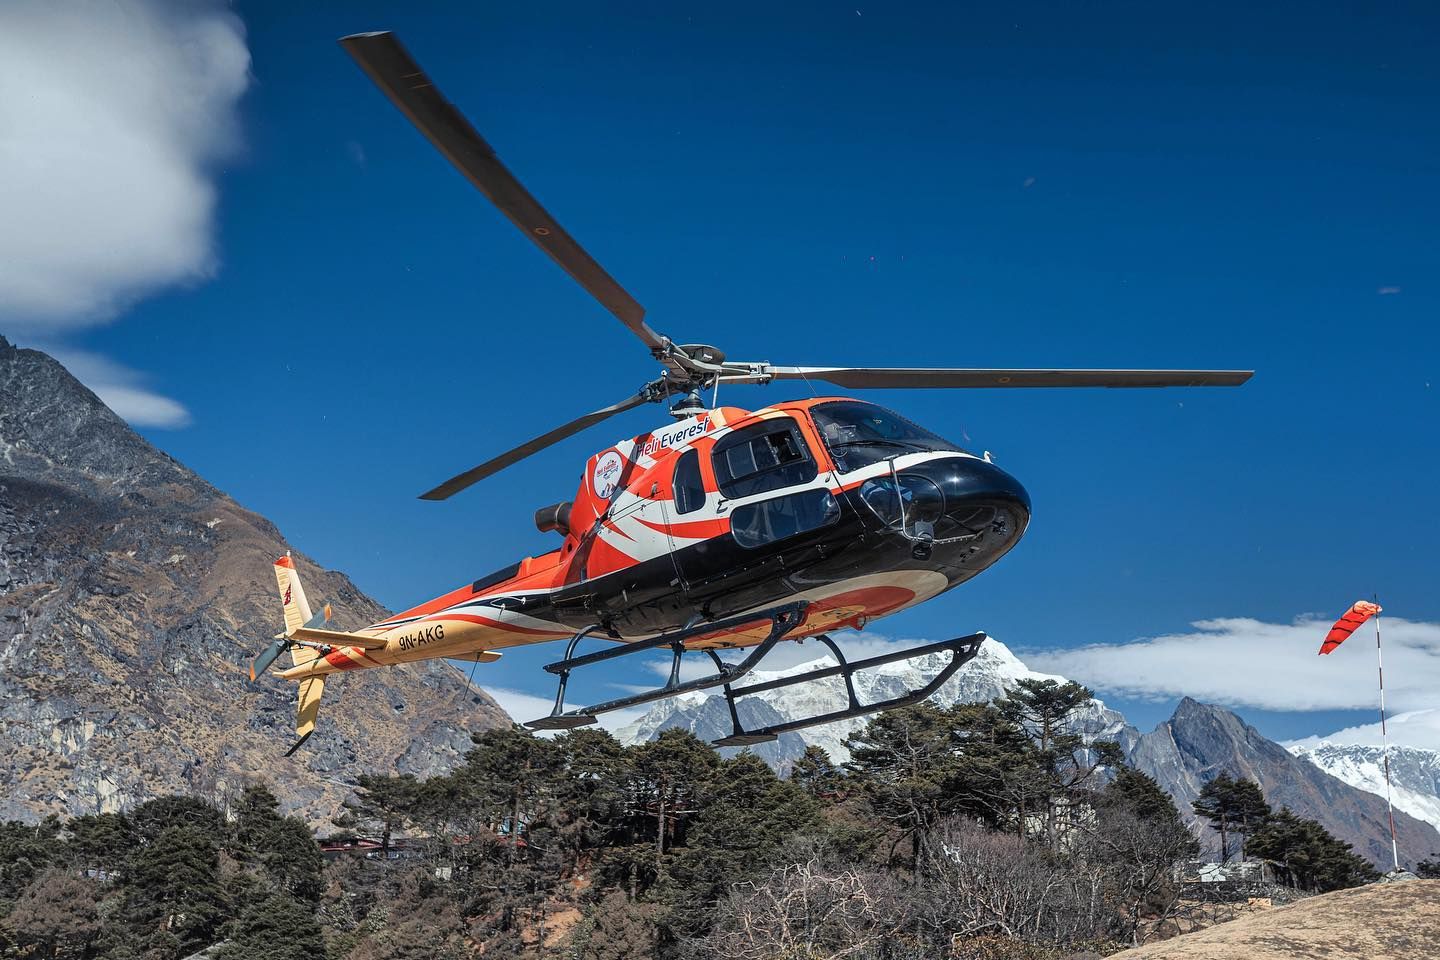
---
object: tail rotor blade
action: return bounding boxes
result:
[250,639,289,683]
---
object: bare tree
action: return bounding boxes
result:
[912,818,1118,951]
[1079,803,1199,945]
[698,859,905,960]
[4,867,103,960]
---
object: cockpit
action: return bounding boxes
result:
[809,400,966,473]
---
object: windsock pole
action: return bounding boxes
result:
[1373,597,1401,874]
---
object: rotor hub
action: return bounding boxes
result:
[678,343,726,366]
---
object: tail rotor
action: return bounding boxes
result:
[251,553,335,683]
[249,637,291,682]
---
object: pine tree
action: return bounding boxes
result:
[944,702,1049,837]
[1228,778,1272,856]
[219,888,325,960]
[124,824,230,956]
[231,784,325,903]
[663,752,819,943]
[130,795,226,840]
[1192,773,1235,861]
[790,745,845,799]
[0,816,62,905]
[627,729,719,881]
[845,703,961,866]
[578,890,659,960]
[554,728,630,872]
[437,726,569,946]
[1245,806,1378,891]
[1192,774,1271,862]
[1106,767,1185,825]
[997,679,1107,848]
[340,773,421,852]
[64,812,136,879]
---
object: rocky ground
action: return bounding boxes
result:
[1111,880,1440,959]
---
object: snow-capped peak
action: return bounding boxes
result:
[1285,710,1440,833]
[1287,739,1440,832]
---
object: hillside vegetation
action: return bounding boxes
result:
[3,679,1409,960]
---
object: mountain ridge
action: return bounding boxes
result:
[1288,741,1440,832]
[618,634,1440,868]
[1130,696,1439,868]
[0,336,508,824]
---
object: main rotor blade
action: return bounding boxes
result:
[419,391,653,500]
[340,31,665,354]
[762,367,1253,389]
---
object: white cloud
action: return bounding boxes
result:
[1287,708,1440,753]
[1025,615,1440,715]
[0,0,249,326]
[46,348,190,427]
[0,1,249,429]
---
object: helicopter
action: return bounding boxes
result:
[250,31,1252,756]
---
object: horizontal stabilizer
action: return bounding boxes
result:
[452,650,503,663]
[287,626,387,651]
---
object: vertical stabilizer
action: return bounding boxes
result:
[274,555,315,634]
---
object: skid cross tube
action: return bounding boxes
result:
[711,631,987,747]
[525,602,809,731]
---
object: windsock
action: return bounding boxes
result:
[1318,600,1382,655]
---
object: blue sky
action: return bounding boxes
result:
[5,1,1438,744]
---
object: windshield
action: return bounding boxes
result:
[810,400,963,473]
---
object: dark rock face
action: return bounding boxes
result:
[0,337,509,825]
[1128,697,1440,869]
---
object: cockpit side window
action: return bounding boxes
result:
[673,448,705,514]
[712,419,817,499]
[810,400,962,473]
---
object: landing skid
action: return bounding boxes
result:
[709,632,986,747]
[525,602,810,731]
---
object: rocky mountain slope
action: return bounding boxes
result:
[617,637,1137,766]
[0,336,508,824]
[1129,698,1440,868]
[1287,742,1440,832]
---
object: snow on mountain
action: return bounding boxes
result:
[616,636,1136,767]
[1285,710,1440,833]
[1288,708,1440,753]
[1286,742,1440,832]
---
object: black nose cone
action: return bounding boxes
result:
[899,455,1031,545]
